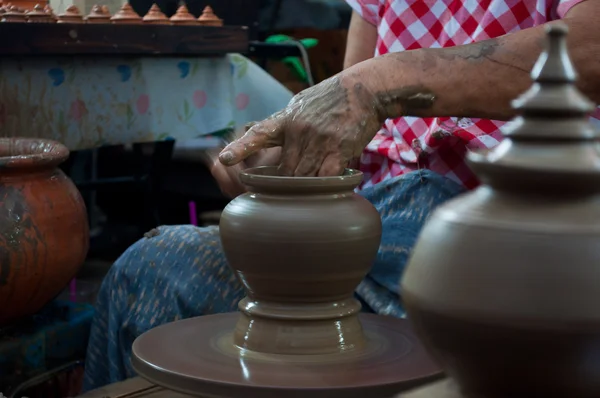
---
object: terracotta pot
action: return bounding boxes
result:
[401,25,600,398]
[219,166,381,355]
[0,138,88,326]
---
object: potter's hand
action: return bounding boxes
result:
[206,123,281,198]
[218,72,386,176]
[210,146,281,199]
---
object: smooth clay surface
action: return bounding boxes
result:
[220,166,381,354]
[401,24,600,398]
[132,313,442,398]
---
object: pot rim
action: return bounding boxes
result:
[0,138,69,169]
[239,166,363,193]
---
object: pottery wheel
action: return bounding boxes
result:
[132,313,442,398]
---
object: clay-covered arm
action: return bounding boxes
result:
[219,0,600,176]
[351,0,600,122]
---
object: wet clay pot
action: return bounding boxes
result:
[401,24,600,398]
[219,166,381,355]
[0,138,88,326]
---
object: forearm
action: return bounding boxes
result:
[344,11,378,69]
[350,4,600,121]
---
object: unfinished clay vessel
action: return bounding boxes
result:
[142,3,168,24]
[197,5,221,26]
[170,4,196,25]
[132,166,442,397]
[402,23,600,398]
[57,5,83,23]
[0,138,89,326]
[220,167,381,354]
[110,2,141,24]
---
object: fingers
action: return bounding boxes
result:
[280,134,349,177]
[210,161,246,199]
[293,136,326,177]
[318,154,346,177]
[277,129,302,176]
[219,118,283,166]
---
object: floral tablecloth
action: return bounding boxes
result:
[0,54,293,150]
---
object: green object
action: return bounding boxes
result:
[265,34,319,83]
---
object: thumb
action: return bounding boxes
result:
[219,119,283,166]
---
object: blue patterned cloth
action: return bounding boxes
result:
[82,170,465,391]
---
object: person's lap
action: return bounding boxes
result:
[82,170,464,391]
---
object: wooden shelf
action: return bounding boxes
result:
[0,23,249,56]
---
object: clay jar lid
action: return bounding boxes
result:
[43,4,57,21]
[57,5,84,23]
[110,2,141,24]
[26,3,50,23]
[86,4,111,23]
[197,5,222,26]
[142,3,168,24]
[2,5,25,22]
[170,4,196,25]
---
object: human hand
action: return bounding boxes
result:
[218,71,387,177]
[205,125,281,198]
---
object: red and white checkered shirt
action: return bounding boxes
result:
[346,0,599,190]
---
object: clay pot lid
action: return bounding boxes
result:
[197,5,222,25]
[43,4,56,17]
[467,23,600,191]
[57,5,83,20]
[170,4,196,24]
[110,2,141,21]
[2,5,25,19]
[4,5,23,14]
[142,3,168,23]
[87,4,111,20]
[26,3,46,17]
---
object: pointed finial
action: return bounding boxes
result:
[198,5,222,26]
[143,3,169,24]
[531,23,576,83]
[110,2,141,24]
[170,4,196,25]
[467,20,600,193]
[509,21,595,126]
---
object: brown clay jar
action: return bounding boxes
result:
[219,166,381,355]
[0,138,89,326]
[401,24,600,398]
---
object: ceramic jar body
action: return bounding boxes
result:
[402,187,600,398]
[220,167,381,355]
[0,139,88,326]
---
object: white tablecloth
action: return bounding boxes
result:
[0,54,293,150]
